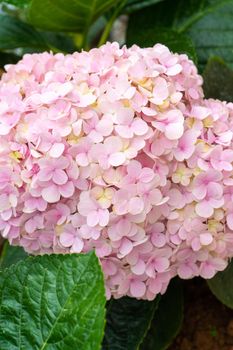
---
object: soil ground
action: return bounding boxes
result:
[169,278,233,350]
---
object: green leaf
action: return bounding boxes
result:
[140,279,184,350]
[0,251,106,350]
[0,0,31,7]
[87,16,107,47]
[102,296,160,350]
[0,242,28,269]
[0,15,75,53]
[41,32,77,53]
[123,0,164,13]
[0,14,49,50]
[208,259,233,309]
[127,0,233,68]
[203,57,233,101]
[28,0,122,32]
[127,27,197,63]
[186,1,233,69]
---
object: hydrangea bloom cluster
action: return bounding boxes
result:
[1,42,233,300]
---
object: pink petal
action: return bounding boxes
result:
[130,280,146,298]
[166,64,182,76]
[165,122,184,140]
[151,77,169,104]
[227,213,233,230]
[0,124,10,135]
[109,152,126,166]
[60,232,74,247]
[177,264,194,279]
[52,169,68,185]
[87,211,99,227]
[59,181,74,198]
[42,185,60,203]
[98,209,109,227]
[76,153,89,166]
[149,189,163,205]
[139,168,154,183]
[132,118,148,136]
[78,93,96,107]
[131,259,146,275]
[25,220,36,234]
[95,242,112,258]
[193,185,206,200]
[71,237,84,253]
[128,197,144,215]
[116,219,131,236]
[151,233,166,248]
[191,237,201,251]
[0,101,8,114]
[73,120,83,136]
[195,201,213,218]
[49,143,65,158]
[118,238,133,257]
[200,233,213,245]
[115,125,133,138]
[141,107,157,116]
[191,106,210,120]
[38,169,53,182]
[96,119,113,136]
[200,262,216,279]
[154,257,169,272]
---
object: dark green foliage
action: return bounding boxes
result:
[103,296,160,350]
[141,279,184,350]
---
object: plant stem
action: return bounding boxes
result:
[98,0,127,47]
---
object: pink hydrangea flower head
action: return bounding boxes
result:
[0,42,232,300]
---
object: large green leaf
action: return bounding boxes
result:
[123,0,164,13]
[0,14,76,53]
[28,0,122,32]
[208,260,233,309]
[102,296,160,350]
[0,241,27,269]
[140,279,184,350]
[0,252,106,350]
[0,14,49,50]
[127,0,233,67]
[186,1,233,69]
[203,57,233,101]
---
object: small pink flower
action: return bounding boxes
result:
[152,109,184,140]
[210,145,233,171]
[118,274,146,298]
[45,203,70,225]
[173,129,198,161]
[193,169,222,200]
[115,107,148,138]
[41,181,75,203]
[37,156,69,185]
[199,257,227,279]
[59,224,84,253]
[195,182,224,218]
[78,191,109,227]
[25,214,44,234]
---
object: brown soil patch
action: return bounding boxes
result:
[169,278,233,350]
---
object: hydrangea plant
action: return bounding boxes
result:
[0,0,233,349]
